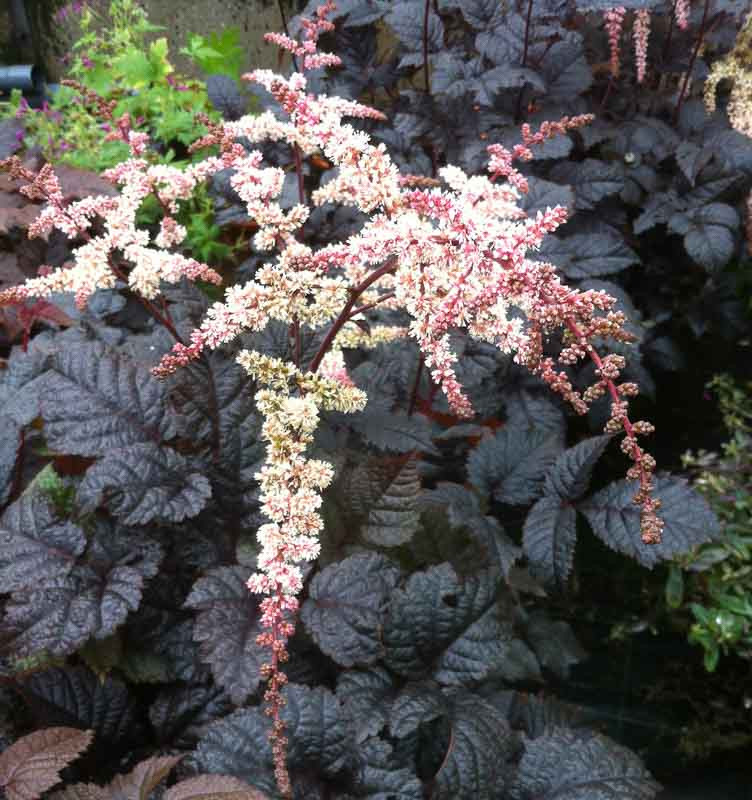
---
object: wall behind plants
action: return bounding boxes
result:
[19,0,302,82]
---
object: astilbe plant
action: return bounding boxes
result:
[0,3,665,795]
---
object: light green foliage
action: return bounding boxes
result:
[667,375,752,671]
[0,0,217,170]
[179,185,236,267]
[181,28,246,81]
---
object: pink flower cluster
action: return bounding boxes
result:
[604,7,626,77]
[0,139,222,309]
[634,9,651,84]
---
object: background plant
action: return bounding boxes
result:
[0,0,238,171]
[664,374,752,672]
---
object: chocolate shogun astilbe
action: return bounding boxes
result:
[1,4,663,795]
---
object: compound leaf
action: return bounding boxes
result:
[549,160,624,211]
[165,775,268,800]
[336,667,397,743]
[510,727,660,799]
[361,459,422,547]
[0,415,20,505]
[433,691,516,800]
[352,738,423,799]
[467,427,564,505]
[0,490,86,593]
[2,522,162,657]
[41,341,175,456]
[539,234,639,280]
[350,409,440,456]
[544,436,611,500]
[105,755,182,800]
[184,566,267,705]
[389,681,445,738]
[76,442,211,525]
[522,496,577,591]
[669,202,739,272]
[302,553,401,667]
[579,474,720,567]
[386,1,443,53]
[195,685,350,795]
[206,75,247,121]
[0,727,93,800]
[21,666,140,746]
[384,564,540,684]
[523,611,586,680]
[149,685,234,748]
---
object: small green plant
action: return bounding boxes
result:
[181,27,245,81]
[1,0,215,170]
[666,375,752,671]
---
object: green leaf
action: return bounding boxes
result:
[302,553,401,667]
[113,49,155,87]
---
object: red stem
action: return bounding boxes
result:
[422,0,431,95]
[308,258,398,373]
[514,0,535,123]
[346,291,396,320]
[673,0,710,124]
[109,262,187,345]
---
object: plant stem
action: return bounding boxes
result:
[346,291,396,320]
[514,0,535,123]
[673,0,710,124]
[277,0,299,73]
[422,0,431,94]
[309,258,397,373]
[407,354,424,417]
[662,0,678,62]
[109,262,187,345]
